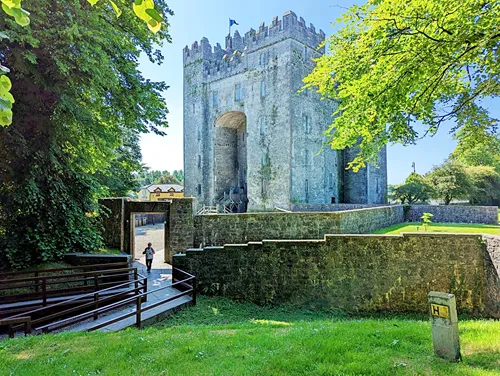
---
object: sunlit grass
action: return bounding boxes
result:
[374,222,500,235]
[0,297,499,375]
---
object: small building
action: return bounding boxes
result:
[138,184,184,201]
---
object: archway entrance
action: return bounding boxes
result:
[131,213,168,270]
[214,111,248,213]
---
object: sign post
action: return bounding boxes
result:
[428,291,461,361]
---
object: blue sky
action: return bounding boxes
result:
[138,0,498,185]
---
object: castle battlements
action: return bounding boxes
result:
[183,11,325,66]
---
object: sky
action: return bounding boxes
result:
[138,0,499,185]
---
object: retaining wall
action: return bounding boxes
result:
[405,205,498,224]
[174,234,500,317]
[193,206,403,246]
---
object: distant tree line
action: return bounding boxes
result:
[390,136,500,206]
[136,169,184,187]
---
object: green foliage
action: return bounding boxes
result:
[0,0,165,128]
[0,0,173,268]
[137,169,184,187]
[156,173,180,184]
[425,161,472,205]
[420,212,434,231]
[392,173,434,204]
[464,165,500,205]
[304,0,500,170]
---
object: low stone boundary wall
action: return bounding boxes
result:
[291,203,386,212]
[174,234,500,317]
[405,205,498,224]
[193,206,403,246]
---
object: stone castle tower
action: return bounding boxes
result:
[183,11,387,212]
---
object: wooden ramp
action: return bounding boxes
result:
[0,263,196,337]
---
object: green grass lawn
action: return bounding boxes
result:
[1,297,499,375]
[374,222,500,235]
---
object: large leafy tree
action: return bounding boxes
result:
[465,165,500,205]
[0,0,172,268]
[392,172,434,204]
[426,161,472,205]
[304,0,500,170]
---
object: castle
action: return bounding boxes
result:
[183,11,387,212]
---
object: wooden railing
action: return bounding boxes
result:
[0,266,137,311]
[1,267,196,337]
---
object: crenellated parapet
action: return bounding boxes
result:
[183,10,326,66]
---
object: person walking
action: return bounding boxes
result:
[143,242,155,273]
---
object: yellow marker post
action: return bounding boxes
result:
[428,292,461,361]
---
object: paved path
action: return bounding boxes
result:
[134,223,171,269]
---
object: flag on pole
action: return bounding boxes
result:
[230,19,239,27]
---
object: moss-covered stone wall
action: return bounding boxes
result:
[174,234,500,317]
[193,205,403,246]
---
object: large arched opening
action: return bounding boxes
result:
[214,111,248,212]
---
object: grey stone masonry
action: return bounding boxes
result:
[406,205,498,225]
[183,10,387,212]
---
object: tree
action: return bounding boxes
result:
[392,172,434,204]
[452,131,500,170]
[426,161,472,205]
[156,173,180,185]
[0,0,166,127]
[304,0,500,170]
[465,165,500,205]
[0,0,172,268]
[172,169,184,183]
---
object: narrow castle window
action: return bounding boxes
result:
[329,173,334,190]
[260,53,266,65]
[234,84,241,102]
[212,91,219,108]
[197,184,202,195]
[192,103,195,114]
[197,155,201,169]
[260,81,266,98]
[260,117,266,136]
[305,150,311,167]
[197,127,201,141]
[304,115,311,134]
[305,179,309,203]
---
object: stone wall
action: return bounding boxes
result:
[484,235,500,314]
[174,234,500,317]
[99,198,126,250]
[291,203,385,212]
[100,198,194,264]
[165,198,194,263]
[405,205,498,224]
[194,206,403,246]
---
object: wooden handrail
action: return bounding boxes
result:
[0,263,128,278]
[0,269,139,309]
[2,268,196,337]
[36,272,196,334]
[6,274,146,321]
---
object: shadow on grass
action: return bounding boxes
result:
[155,296,430,328]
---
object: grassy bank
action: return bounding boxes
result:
[374,222,500,235]
[1,297,499,375]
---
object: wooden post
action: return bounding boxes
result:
[25,319,31,336]
[94,293,99,320]
[42,278,47,307]
[136,295,142,329]
[34,272,39,293]
[192,278,197,306]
